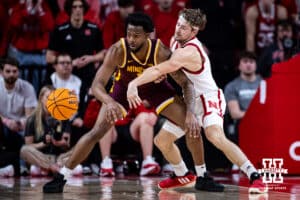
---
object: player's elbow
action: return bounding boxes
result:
[150,67,164,79]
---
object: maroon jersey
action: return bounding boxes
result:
[255,2,277,53]
[110,38,175,111]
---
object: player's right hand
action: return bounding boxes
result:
[105,101,123,124]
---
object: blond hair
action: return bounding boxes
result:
[32,85,55,140]
[179,8,207,31]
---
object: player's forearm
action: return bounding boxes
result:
[130,67,161,87]
[182,83,196,114]
[46,50,56,64]
[169,71,196,114]
[246,35,255,52]
[93,49,107,62]
[91,79,114,105]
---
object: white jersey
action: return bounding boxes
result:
[169,37,226,129]
[171,37,219,96]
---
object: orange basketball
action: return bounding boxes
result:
[46,88,78,120]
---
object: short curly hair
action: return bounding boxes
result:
[179,9,207,31]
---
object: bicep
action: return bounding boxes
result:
[170,47,200,70]
[245,7,257,36]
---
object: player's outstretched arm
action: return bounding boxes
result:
[92,42,123,104]
[91,42,124,123]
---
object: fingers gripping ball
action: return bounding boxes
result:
[46,88,78,120]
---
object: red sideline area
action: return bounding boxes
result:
[239,54,300,177]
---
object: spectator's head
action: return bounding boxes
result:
[125,12,154,52]
[64,0,89,18]
[0,57,19,86]
[118,0,135,19]
[157,0,174,11]
[54,53,73,80]
[175,9,206,43]
[276,20,293,41]
[238,51,257,76]
[260,0,274,7]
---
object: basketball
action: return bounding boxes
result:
[46,88,78,120]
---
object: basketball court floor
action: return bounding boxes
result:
[0,173,299,200]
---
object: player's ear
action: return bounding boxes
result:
[145,32,151,38]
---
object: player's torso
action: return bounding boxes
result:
[110,38,175,109]
[171,38,219,96]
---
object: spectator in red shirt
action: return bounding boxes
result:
[144,0,184,47]
[5,0,54,93]
[1,0,35,57]
[102,0,135,49]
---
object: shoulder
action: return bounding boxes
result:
[86,21,99,29]
[57,22,71,32]
[110,39,125,55]
[246,5,258,18]
[156,39,172,63]
[105,39,125,66]
[225,78,242,90]
[277,5,288,18]
[72,74,82,84]
[17,79,35,90]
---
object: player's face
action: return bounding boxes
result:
[55,55,73,77]
[239,58,257,76]
[174,16,196,44]
[2,64,19,85]
[126,25,148,53]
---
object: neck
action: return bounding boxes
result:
[57,73,70,81]
[241,73,256,82]
[178,36,194,47]
[71,17,84,28]
[158,6,171,12]
[5,83,15,90]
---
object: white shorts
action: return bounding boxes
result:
[162,89,226,138]
[196,89,226,128]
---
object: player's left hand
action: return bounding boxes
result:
[127,82,142,109]
[184,111,200,138]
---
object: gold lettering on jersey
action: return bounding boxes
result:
[126,64,153,76]
[114,69,121,81]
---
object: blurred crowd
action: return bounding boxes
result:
[0,0,299,178]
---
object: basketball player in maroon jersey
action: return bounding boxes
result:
[43,12,223,193]
[245,0,287,54]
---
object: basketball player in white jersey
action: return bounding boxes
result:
[127,9,268,194]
